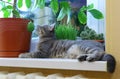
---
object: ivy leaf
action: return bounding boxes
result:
[78,11,87,24]
[88,9,104,19]
[50,0,59,14]
[25,0,31,8]
[27,21,34,32]
[17,0,23,8]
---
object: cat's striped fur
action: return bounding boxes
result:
[19,25,109,61]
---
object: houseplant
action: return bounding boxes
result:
[80,26,104,43]
[0,0,35,57]
[55,24,77,40]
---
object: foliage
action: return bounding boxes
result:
[55,24,77,40]
[57,3,104,24]
[0,0,34,32]
[80,26,104,40]
[0,0,104,32]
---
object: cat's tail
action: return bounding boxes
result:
[101,54,116,73]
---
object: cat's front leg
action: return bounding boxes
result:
[19,53,34,58]
[78,52,105,62]
[78,54,88,61]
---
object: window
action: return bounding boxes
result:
[87,0,105,34]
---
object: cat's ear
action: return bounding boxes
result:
[49,23,55,31]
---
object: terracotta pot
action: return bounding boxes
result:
[0,18,31,57]
[95,40,104,43]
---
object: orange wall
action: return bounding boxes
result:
[106,0,120,79]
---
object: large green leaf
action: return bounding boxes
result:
[78,11,87,24]
[17,0,23,8]
[88,9,104,19]
[25,0,31,8]
[50,0,59,14]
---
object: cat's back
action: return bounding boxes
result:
[76,40,104,50]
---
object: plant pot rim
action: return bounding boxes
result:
[0,18,29,21]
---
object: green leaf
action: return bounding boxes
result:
[27,21,34,32]
[57,8,67,21]
[7,0,12,2]
[3,10,11,18]
[1,5,13,11]
[57,1,71,22]
[6,5,13,9]
[12,9,20,18]
[88,9,104,19]
[67,9,71,24]
[38,0,45,8]
[25,0,31,8]
[17,0,23,8]
[87,3,94,10]
[50,0,59,14]
[60,1,70,10]
[78,11,87,24]
[80,6,87,12]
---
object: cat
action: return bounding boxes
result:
[19,25,111,60]
[19,24,116,73]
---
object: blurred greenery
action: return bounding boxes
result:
[55,24,77,40]
[80,26,104,40]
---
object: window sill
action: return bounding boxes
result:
[0,58,108,72]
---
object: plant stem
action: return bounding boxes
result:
[13,0,17,17]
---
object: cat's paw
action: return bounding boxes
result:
[78,55,87,61]
[18,53,33,58]
[86,55,97,62]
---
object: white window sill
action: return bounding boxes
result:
[0,58,107,72]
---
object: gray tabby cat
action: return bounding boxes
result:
[19,25,116,73]
[19,25,110,61]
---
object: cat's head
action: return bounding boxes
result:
[37,24,55,38]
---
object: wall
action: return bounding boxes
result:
[106,0,120,79]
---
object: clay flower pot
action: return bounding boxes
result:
[0,18,31,57]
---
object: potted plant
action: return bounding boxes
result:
[80,26,104,43]
[55,24,77,40]
[0,0,35,57]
